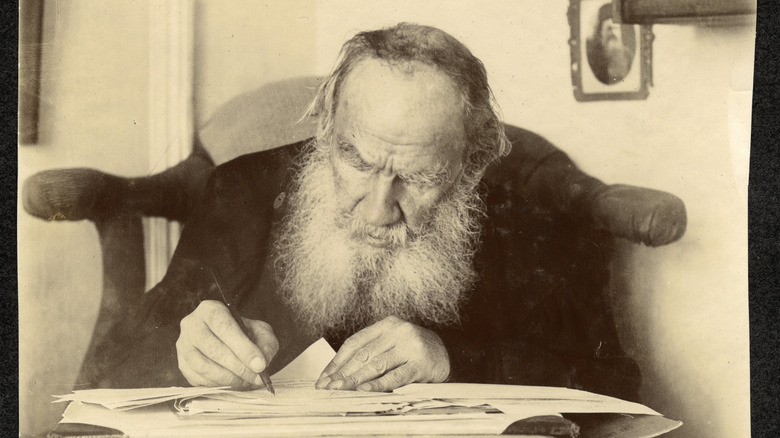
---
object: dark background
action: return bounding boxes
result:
[748,0,780,436]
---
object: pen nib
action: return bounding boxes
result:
[259,372,276,396]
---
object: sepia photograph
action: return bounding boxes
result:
[18,1,756,437]
[570,0,653,101]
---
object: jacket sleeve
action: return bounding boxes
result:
[437,280,642,403]
[86,156,276,388]
[435,178,642,402]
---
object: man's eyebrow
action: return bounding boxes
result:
[335,137,373,168]
[398,163,452,185]
[335,136,360,157]
[335,136,356,152]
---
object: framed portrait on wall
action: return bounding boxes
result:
[568,0,653,101]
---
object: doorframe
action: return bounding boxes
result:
[144,0,194,291]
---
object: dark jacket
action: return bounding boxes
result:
[90,135,641,402]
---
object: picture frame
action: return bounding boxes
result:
[568,0,653,101]
[19,0,44,144]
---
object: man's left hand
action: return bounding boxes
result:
[314,316,450,392]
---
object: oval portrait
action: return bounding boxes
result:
[585,3,637,85]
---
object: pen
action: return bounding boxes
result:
[209,269,276,395]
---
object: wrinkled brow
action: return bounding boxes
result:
[335,136,453,186]
[335,137,373,170]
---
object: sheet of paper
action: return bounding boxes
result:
[270,338,336,382]
[193,384,408,405]
[177,384,412,417]
[395,383,660,416]
[53,386,230,410]
[585,414,683,438]
[397,382,616,400]
[52,337,336,411]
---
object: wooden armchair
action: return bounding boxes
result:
[21,76,686,388]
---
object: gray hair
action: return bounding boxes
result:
[306,22,510,185]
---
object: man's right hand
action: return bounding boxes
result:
[176,300,279,388]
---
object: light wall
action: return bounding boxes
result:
[193,0,318,127]
[18,1,151,436]
[19,1,752,437]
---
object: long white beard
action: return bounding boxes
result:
[274,143,484,336]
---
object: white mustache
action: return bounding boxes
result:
[337,212,416,249]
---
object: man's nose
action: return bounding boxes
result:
[360,174,402,227]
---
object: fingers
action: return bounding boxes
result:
[201,303,270,373]
[315,317,400,389]
[178,313,263,386]
[356,363,418,392]
[323,348,404,390]
[315,316,450,392]
[176,300,278,388]
[317,317,397,383]
[245,318,280,368]
[178,343,255,389]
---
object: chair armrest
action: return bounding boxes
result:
[22,168,127,221]
[503,124,686,247]
[589,184,687,247]
[22,144,214,223]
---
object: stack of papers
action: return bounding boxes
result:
[175,381,414,418]
[53,339,682,437]
[55,386,231,411]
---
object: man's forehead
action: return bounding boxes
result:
[333,58,466,154]
[337,58,463,108]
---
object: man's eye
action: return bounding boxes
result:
[337,141,373,172]
[350,159,374,172]
[342,155,373,172]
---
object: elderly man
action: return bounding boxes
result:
[92,23,640,401]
